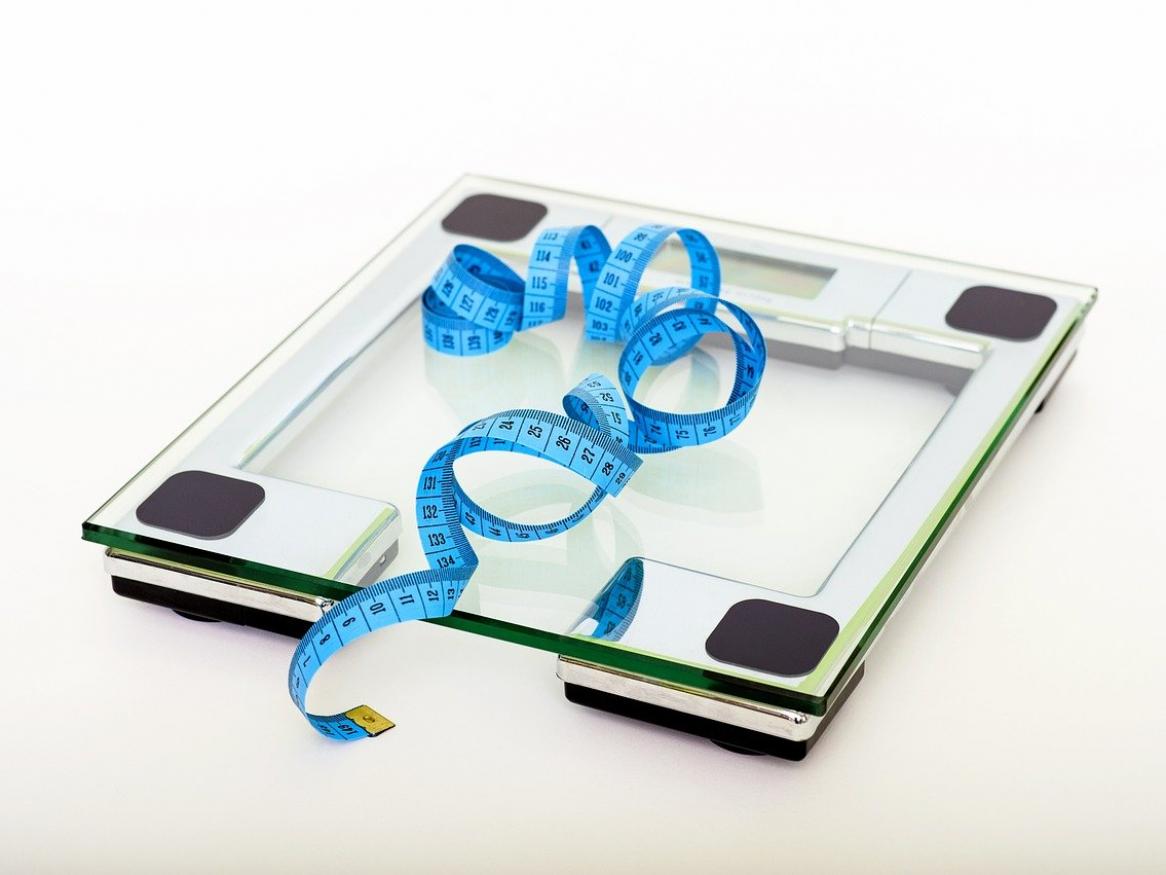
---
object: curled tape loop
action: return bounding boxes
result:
[290,222,766,741]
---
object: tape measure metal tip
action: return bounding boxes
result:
[345,705,396,736]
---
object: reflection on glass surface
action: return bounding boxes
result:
[251,299,957,636]
[488,239,836,301]
[573,558,644,641]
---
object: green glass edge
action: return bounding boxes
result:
[795,303,1089,698]
[83,522,833,715]
[80,302,1089,719]
[82,523,363,602]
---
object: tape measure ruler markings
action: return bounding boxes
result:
[291,223,767,741]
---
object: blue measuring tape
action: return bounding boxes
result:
[289,223,767,741]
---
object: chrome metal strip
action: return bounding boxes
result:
[104,550,331,623]
[556,656,822,742]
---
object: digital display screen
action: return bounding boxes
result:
[492,239,835,301]
[651,240,835,299]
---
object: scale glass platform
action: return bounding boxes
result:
[83,176,1096,757]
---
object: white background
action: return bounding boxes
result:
[2,2,1164,871]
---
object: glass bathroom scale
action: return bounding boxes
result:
[82,176,1096,758]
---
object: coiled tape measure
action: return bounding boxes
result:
[288,222,767,741]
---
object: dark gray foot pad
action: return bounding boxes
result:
[945,285,1057,341]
